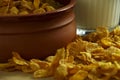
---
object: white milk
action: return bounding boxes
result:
[75,0,120,30]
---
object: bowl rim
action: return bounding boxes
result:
[0,0,76,18]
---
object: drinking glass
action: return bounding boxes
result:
[75,0,120,35]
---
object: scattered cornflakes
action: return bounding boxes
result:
[1,26,120,80]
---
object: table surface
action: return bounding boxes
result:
[0,71,53,80]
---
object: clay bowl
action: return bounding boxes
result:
[0,0,76,62]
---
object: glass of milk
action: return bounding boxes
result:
[75,0,120,35]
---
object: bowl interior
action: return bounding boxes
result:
[0,0,75,18]
[56,0,70,5]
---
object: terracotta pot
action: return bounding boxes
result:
[0,0,76,62]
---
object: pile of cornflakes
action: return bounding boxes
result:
[1,26,120,80]
[0,0,62,15]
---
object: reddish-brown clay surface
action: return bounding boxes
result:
[0,0,76,62]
